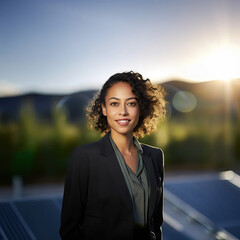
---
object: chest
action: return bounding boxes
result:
[121,152,137,174]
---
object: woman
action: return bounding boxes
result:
[60,71,166,240]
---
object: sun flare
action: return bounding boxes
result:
[184,45,240,82]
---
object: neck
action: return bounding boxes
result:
[110,131,134,155]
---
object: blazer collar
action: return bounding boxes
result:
[142,152,158,221]
[99,132,144,156]
[98,132,132,211]
[98,132,116,157]
[98,132,158,220]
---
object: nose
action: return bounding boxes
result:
[120,103,128,116]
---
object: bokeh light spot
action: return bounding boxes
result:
[173,91,197,113]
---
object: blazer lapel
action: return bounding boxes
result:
[142,152,158,222]
[98,133,132,212]
[98,134,159,221]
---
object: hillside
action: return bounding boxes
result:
[0,79,240,123]
[0,90,96,123]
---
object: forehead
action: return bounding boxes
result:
[105,82,137,99]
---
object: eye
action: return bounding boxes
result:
[110,102,119,106]
[128,101,137,107]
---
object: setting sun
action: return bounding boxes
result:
[183,45,240,82]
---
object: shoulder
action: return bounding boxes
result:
[141,143,164,169]
[141,143,164,157]
[72,140,101,156]
[68,139,102,168]
[71,133,110,157]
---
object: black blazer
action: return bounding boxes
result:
[60,133,164,240]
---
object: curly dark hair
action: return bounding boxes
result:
[86,71,166,138]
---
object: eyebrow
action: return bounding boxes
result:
[108,97,138,101]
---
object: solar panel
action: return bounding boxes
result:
[1,196,193,240]
[165,173,240,239]
[0,202,33,240]
[162,222,193,240]
[52,196,63,211]
[1,172,239,240]
[14,198,61,240]
[225,225,240,239]
[0,232,4,240]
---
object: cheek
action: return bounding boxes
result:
[132,107,140,118]
[105,107,117,118]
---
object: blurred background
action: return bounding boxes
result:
[0,0,240,239]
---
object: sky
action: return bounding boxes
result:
[1,0,240,96]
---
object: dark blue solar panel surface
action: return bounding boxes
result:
[0,202,32,240]
[162,222,192,240]
[225,225,240,238]
[1,174,239,240]
[14,198,61,240]
[0,196,193,240]
[53,196,62,211]
[165,178,240,238]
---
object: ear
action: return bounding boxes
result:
[101,103,107,116]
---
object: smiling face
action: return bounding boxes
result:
[101,81,140,137]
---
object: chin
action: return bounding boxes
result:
[113,127,135,136]
[109,122,138,136]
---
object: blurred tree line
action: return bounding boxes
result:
[1,97,240,185]
[0,103,100,185]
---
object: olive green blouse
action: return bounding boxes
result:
[109,135,149,226]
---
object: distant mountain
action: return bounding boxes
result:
[0,90,96,123]
[162,79,240,119]
[0,79,239,123]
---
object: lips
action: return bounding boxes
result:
[116,119,130,126]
